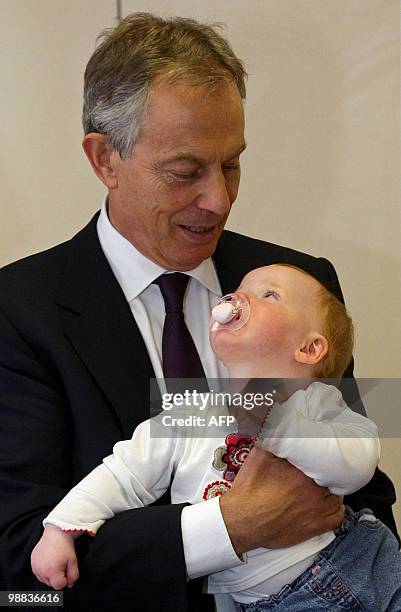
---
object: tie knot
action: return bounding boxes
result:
[153,273,190,313]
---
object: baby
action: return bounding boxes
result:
[31,265,401,611]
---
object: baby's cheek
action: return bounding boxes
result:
[249,332,270,353]
[251,315,291,353]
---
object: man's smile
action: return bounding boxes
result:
[178,223,220,242]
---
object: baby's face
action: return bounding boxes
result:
[210,264,322,367]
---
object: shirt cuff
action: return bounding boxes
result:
[181,497,245,579]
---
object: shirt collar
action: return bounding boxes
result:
[96,196,222,302]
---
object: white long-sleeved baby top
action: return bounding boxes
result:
[43,382,379,600]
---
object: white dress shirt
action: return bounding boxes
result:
[96,197,242,580]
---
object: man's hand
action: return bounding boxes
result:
[220,446,344,555]
[31,524,80,590]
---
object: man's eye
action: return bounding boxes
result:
[222,164,240,173]
[264,290,280,300]
[169,170,199,182]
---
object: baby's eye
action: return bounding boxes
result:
[263,290,280,300]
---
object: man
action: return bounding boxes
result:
[0,13,397,612]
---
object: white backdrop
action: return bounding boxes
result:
[1,0,400,525]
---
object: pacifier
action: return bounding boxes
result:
[210,292,250,332]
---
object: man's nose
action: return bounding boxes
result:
[197,169,232,215]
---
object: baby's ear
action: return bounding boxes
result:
[295,333,328,365]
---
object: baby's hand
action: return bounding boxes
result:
[31,524,80,590]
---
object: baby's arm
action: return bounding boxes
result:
[31,417,180,588]
[31,524,80,590]
[42,417,178,535]
[259,382,380,495]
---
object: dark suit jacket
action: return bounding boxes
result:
[0,213,397,611]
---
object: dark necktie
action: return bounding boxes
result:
[153,273,208,392]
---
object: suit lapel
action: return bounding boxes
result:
[213,230,265,293]
[55,215,156,438]
[54,221,264,438]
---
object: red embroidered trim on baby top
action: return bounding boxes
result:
[221,433,255,480]
[203,481,231,500]
[62,528,96,538]
[203,434,255,500]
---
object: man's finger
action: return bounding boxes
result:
[325,494,344,512]
[325,503,345,531]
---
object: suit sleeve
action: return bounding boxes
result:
[0,307,190,611]
[317,258,399,542]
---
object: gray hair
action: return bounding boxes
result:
[83,12,247,159]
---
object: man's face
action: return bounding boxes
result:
[211,265,321,367]
[108,80,245,270]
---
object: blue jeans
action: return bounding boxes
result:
[234,507,401,611]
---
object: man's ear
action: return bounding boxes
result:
[82,133,120,189]
[295,333,328,366]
